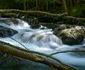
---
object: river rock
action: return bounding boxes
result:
[53,24,71,35]
[25,17,40,29]
[0,52,52,70]
[0,26,17,37]
[58,28,85,45]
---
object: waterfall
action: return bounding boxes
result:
[20,29,63,49]
[0,18,85,70]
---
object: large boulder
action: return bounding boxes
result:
[58,28,85,45]
[0,26,17,37]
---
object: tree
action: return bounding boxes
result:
[70,0,73,8]
[36,0,40,10]
[24,0,26,10]
[15,0,28,10]
[46,0,48,10]
[62,0,68,14]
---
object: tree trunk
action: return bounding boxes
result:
[36,0,40,10]
[53,1,55,9]
[46,0,48,10]
[26,1,29,10]
[72,0,75,7]
[62,0,68,14]
[70,0,73,8]
[24,0,26,10]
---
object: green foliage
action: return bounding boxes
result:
[70,7,83,17]
[0,4,9,9]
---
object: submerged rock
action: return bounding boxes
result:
[0,18,21,25]
[0,26,17,37]
[58,28,85,45]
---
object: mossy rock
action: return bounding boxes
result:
[58,28,85,45]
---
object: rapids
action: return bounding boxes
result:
[0,18,85,70]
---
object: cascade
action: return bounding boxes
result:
[0,18,85,70]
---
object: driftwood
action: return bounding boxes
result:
[0,41,76,70]
[0,9,85,24]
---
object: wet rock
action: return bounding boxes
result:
[53,24,71,35]
[0,18,29,26]
[0,18,20,25]
[58,28,85,45]
[26,17,40,29]
[0,26,17,37]
[0,52,52,70]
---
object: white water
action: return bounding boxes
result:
[0,18,85,70]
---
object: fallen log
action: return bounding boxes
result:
[0,9,85,25]
[0,9,66,19]
[0,41,76,70]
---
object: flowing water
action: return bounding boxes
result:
[0,18,85,70]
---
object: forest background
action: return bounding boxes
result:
[0,0,85,17]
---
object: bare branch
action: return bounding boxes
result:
[50,49,85,56]
[9,37,29,50]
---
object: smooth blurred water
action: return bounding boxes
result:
[0,18,85,70]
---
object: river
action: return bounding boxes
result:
[0,18,85,70]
